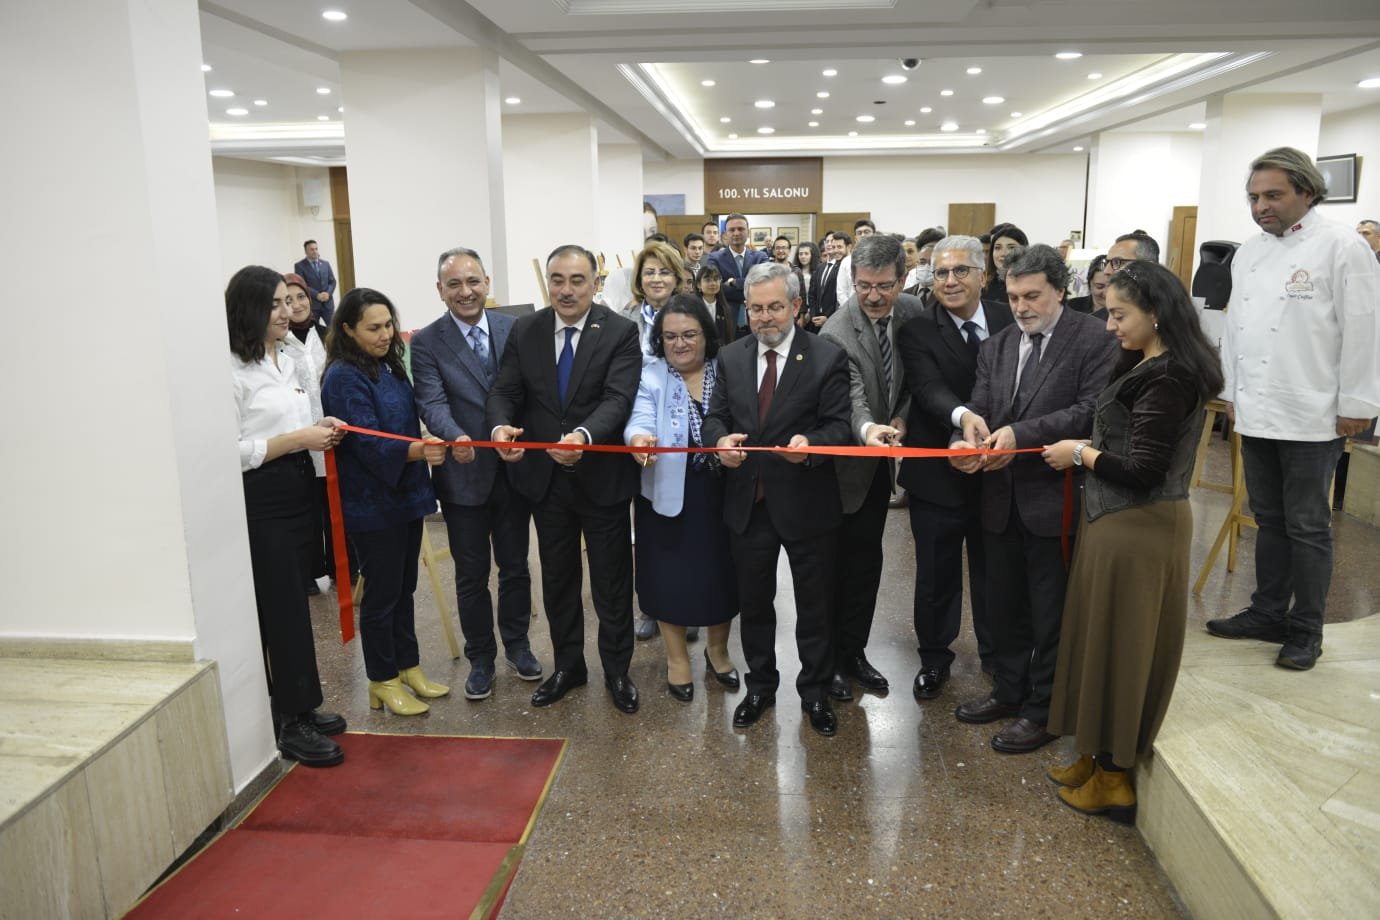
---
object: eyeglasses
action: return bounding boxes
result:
[746,303,790,317]
[660,330,702,344]
[1106,257,1144,271]
[932,266,976,281]
[854,280,898,296]
[641,268,675,279]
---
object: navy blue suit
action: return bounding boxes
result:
[294,257,337,324]
[411,310,534,667]
[706,246,770,331]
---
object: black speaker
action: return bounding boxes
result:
[1192,240,1239,310]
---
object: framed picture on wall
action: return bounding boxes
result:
[1317,154,1358,204]
[750,227,771,245]
[776,226,799,244]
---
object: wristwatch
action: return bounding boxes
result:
[1072,442,1086,467]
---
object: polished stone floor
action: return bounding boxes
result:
[304,439,1380,918]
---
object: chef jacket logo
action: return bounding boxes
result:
[1284,270,1314,300]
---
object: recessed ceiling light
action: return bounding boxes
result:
[904,119,916,126]
[337,106,345,113]
[882,75,908,85]
[940,89,954,97]
[754,99,775,109]
[727,133,738,139]
[817,91,830,99]
[966,67,983,75]
[701,79,716,87]
[720,116,731,123]
[982,96,1005,105]
[1073,146,1085,152]
[757,127,774,134]
[856,115,875,123]
[316,87,332,95]
[254,99,268,106]
[811,107,823,115]
[1188,121,1206,130]
[848,131,859,137]
[940,122,958,132]
[322,10,347,21]
[225,107,248,116]
[209,89,234,98]
[808,121,820,127]
[920,106,933,113]
[976,128,986,135]
[1087,72,1103,80]
[317,115,330,121]
[1010,111,1023,118]
[504,96,521,104]
[1056,51,1083,60]
[201,64,212,72]
[1358,77,1380,89]
[749,59,770,65]
[822,68,837,77]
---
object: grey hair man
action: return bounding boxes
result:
[1207,147,1380,670]
[1357,219,1380,261]
[1105,230,1160,276]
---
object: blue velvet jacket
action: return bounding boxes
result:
[320,359,435,533]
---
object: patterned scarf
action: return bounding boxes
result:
[668,358,718,470]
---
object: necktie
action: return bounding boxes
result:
[756,350,777,501]
[468,326,491,379]
[1014,332,1044,414]
[735,251,745,277]
[876,316,892,395]
[557,326,575,403]
[962,320,981,362]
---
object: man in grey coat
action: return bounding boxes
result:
[820,234,923,700]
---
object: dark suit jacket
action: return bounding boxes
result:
[965,309,1119,536]
[701,331,852,538]
[820,293,923,513]
[484,303,641,507]
[411,310,514,507]
[897,300,1016,508]
[706,247,770,320]
[294,258,337,322]
[1066,295,1093,315]
[805,260,841,332]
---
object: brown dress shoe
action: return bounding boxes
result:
[954,695,1021,724]
[991,717,1057,754]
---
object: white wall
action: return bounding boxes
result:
[212,158,334,282]
[597,142,646,276]
[1087,132,1202,252]
[644,158,706,215]
[1318,102,1380,227]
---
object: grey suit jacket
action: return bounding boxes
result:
[965,308,1119,537]
[819,293,923,513]
[411,310,515,506]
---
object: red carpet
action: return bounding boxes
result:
[127,733,566,920]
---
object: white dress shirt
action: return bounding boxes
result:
[835,255,854,308]
[233,348,313,472]
[1224,210,1380,441]
[280,329,328,476]
[554,310,590,361]
[945,304,996,428]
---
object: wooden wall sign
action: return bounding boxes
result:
[704,158,823,213]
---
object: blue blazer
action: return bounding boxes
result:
[411,310,515,507]
[294,257,337,323]
[706,247,770,325]
[624,358,716,517]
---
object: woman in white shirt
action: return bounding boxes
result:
[229,265,348,768]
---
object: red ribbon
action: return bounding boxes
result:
[322,424,1073,642]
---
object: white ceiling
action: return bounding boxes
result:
[199,0,1380,165]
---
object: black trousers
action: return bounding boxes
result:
[530,471,634,678]
[985,506,1071,725]
[909,496,992,670]
[243,454,325,718]
[731,501,836,702]
[441,475,533,667]
[829,460,891,662]
[351,518,423,682]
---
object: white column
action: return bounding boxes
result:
[0,0,276,787]
[502,114,601,308]
[598,142,646,272]
[1086,132,1203,253]
[339,48,507,325]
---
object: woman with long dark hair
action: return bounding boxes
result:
[982,223,1028,308]
[321,288,455,716]
[1040,261,1224,821]
[229,265,347,766]
[695,264,735,345]
[791,240,820,324]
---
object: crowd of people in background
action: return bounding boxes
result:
[228,146,1378,825]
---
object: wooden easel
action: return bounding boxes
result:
[1192,432,1257,595]
[352,525,462,658]
[1190,399,1233,494]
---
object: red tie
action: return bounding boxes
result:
[756,350,777,501]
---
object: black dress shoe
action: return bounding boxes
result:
[606,674,640,713]
[801,699,837,737]
[955,695,1021,724]
[1206,607,1289,643]
[278,718,344,767]
[912,666,949,701]
[308,709,347,736]
[704,649,740,690]
[1276,637,1323,670]
[531,669,588,707]
[828,672,854,702]
[732,693,775,727]
[848,655,889,693]
[991,717,1057,754]
[635,614,659,641]
[667,681,694,703]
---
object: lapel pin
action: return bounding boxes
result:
[795,353,803,361]
[590,323,601,330]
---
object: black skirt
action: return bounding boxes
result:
[634,463,739,626]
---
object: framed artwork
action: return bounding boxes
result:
[750,227,771,245]
[1317,154,1358,204]
[776,226,799,244]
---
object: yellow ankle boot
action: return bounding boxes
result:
[1058,765,1136,822]
[1047,754,1095,788]
[399,666,450,699]
[368,677,430,715]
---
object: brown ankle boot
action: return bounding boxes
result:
[1058,765,1136,823]
[1046,754,1095,788]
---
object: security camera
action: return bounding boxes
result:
[900,58,921,70]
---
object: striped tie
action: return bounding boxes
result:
[876,315,892,395]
